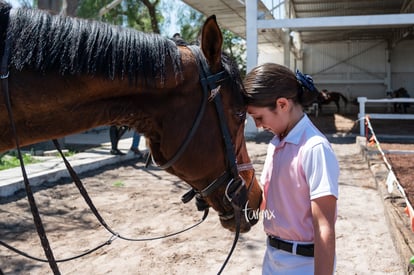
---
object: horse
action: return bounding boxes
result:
[317,89,348,113]
[0,2,262,235]
[392,87,411,113]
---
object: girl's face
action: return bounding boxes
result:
[247,98,290,136]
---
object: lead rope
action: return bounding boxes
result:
[0,42,206,275]
[218,170,256,275]
[0,235,116,263]
[0,37,61,274]
[217,206,241,274]
[0,139,208,266]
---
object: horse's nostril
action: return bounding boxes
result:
[249,216,259,226]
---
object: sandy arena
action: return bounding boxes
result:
[0,113,412,274]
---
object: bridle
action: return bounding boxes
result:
[145,45,255,224]
[0,29,254,273]
[157,45,255,274]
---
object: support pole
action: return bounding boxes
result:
[245,0,258,138]
[246,0,258,73]
[358,97,367,136]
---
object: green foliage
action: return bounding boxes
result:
[222,29,247,78]
[52,150,76,157]
[113,180,124,187]
[124,1,153,31]
[162,2,246,76]
[76,0,246,76]
[77,0,105,19]
[0,153,40,171]
[176,8,204,43]
[77,0,163,33]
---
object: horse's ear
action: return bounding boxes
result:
[200,15,222,72]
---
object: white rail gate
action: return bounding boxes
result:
[357,97,414,136]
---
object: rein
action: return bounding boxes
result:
[0,35,61,274]
[0,37,208,274]
[143,45,252,273]
[145,67,209,169]
[185,45,249,274]
[51,138,210,243]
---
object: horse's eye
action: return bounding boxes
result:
[235,110,246,122]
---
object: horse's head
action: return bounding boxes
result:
[146,16,262,233]
[392,87,409,98]
[314,89,327,105]
[0,4,261,233]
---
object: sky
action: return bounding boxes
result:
[4,0,182,36]
[6,0,284,20]
[6,0,22,8]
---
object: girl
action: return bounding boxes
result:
[243,63,339,275]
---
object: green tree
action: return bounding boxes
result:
[140,0,160,33]
[37,0,79,15]
[77,0,106,19]
[77,0,162,33]
[222,29,246,77]
[34,0,247,75]
[176,7,204,43]
[163,2,246,76]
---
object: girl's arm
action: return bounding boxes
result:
[311,195,337,275]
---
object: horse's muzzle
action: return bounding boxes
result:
[218,202,260,233]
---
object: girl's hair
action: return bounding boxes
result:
[243,63,318,108]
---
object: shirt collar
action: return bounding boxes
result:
[278,114,308,145]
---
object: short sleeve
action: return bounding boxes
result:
[302,141,339,200]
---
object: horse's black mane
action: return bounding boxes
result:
[0,2,244,96]
[2,2,182,84]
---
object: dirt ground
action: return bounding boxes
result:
[310,113,414,207]
[386,154,414,207]
[0,113,413,274]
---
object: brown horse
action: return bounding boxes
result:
[317,89,348,113]
[0,2,262,234]
[392,87,411,113]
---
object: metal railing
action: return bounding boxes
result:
[357,97,414,136]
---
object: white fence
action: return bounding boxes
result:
[357,97,414,136]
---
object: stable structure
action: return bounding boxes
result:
[250,1,414,104]
[181,0,414,134]
[182,1,414,95]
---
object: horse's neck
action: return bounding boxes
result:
[0,72,152,152]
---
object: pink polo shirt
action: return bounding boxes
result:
[261,115,339,242]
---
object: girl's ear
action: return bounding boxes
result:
[276,97,289,110]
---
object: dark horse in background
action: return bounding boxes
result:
[317,89,348,113]
[392,87,411,113]
[0,0,262,254]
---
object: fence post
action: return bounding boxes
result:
[357,97,367,136]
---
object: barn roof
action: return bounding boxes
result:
[182,0,414,46]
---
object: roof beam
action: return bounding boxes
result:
[293,0,363,3]
[258,14,414,30]
[401,0,414,13]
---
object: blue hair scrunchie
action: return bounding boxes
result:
[296,69,317,93]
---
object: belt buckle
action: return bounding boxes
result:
[292,242,298,255]
[268,236,314,257]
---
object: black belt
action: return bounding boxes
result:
[268,236,314,257]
